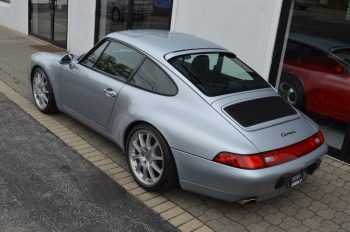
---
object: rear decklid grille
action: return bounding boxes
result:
[224,96,297,127]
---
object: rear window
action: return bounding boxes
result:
[168,53,269,96]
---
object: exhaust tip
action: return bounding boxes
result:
[237,197,258,205]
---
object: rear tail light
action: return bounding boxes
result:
[213,131,324,169]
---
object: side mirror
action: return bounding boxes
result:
[334,64,344,74]
[60,54,73,65]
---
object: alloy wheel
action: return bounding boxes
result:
[279,82,297,106]
[33,70,49,110]
[128,130,164,186]
[112,8,120,21]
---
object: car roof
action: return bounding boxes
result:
[289,32,350,53]
[106,30,227,59]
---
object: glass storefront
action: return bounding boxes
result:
[96,0,172,43]
[30,0,68,48]
[279,0,350,160]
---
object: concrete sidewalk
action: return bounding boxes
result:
[1,25,350,232]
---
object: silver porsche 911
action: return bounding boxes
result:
[27,30,328,204]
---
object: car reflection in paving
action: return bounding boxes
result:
[279,33,350,125]
[27,30,327,204]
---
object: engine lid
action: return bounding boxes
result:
[211,89,318,152]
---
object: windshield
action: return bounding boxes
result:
[168,53,270,96]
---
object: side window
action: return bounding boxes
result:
[81,41,109,68]
[130,59,177,95]
[284,41,326,62]
[284,41,300,61]
[94,42,143,80]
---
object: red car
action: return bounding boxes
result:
[279,33,350,123]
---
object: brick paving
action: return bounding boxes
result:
[1,25,350,231]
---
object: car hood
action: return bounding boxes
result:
[211,88,318,152]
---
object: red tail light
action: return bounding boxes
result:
[213,153,265,169]
[156,1,161,4]
[213,131,324,169]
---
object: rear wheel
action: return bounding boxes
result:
[32,68,58,114]
[278,75,305,111]
[126,124,177,191]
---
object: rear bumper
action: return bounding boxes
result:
[172,142,328,202]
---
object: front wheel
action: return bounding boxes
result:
[32,68,58,114]
[126,124,177,191]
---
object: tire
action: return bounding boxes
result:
[32,68,58,114]
[112,7,120,21]
[278,74,305,111]
[126,124,178,191]
[298,6,308,10]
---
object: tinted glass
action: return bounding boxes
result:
[94,42,143,80]
[280,1,350,156]
[333,49,350,64]
[96,0,172,42]
[81,41,109,68]
[130,59,177,95]
[169,53,269,96]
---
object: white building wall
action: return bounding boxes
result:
[0,0,28,34]
[1,0,284,73]
[0,0,96,53]
[171,0,283,80]
[67,0,96,53]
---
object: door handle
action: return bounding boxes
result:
[103,88,117,97]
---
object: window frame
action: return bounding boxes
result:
[286,39,348,68]
[79,38,145,82]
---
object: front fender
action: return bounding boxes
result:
[28,52,66,105]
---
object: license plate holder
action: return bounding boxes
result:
[275,159,322,190]
[275,168,307,189]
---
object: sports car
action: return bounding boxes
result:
[27,30,327,203]
[279,33,350,124]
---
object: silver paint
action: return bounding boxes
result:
[27,30,328,202]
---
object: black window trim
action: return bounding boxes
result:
[287,39,348,67]
[126,57,179,97]
[78,36,178,95]
[79,38,146,83]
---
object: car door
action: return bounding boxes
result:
[60,40,143,128]
[316,66,350,122]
